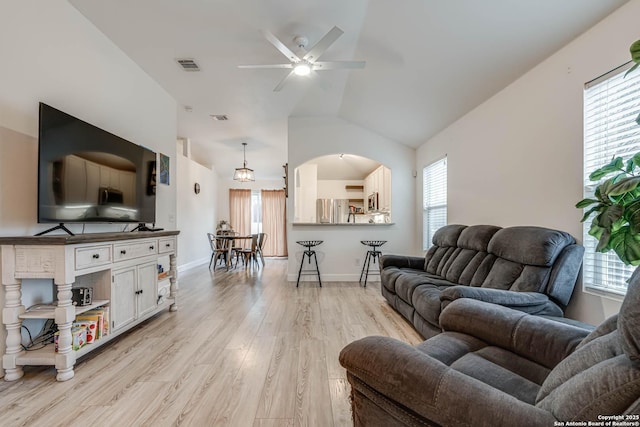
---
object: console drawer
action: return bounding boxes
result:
[158,238,176,254]
[75,245,112,270]
[114,240,158,262]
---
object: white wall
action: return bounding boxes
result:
[0,0,179,374]
[294,163,317,223]
[0,0,177,235]
[416,0,640,325]
[288,116,415,281]
[176,152,217,271]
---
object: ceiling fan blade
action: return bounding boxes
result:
[303,26,344,62]
[312,61,366,70]
[261,30,300,62]
[273,69,296,92]
[238,64,293,69]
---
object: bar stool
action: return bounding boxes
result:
[359,240,387,287]
[296,240,323,287]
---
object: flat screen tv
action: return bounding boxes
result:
[37,103,157,227]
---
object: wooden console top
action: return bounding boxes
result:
[0,230,180,246]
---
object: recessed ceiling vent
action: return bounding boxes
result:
[210,115,229,121]
[176,58,201,71]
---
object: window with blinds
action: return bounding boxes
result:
[582,62,640,296]
[423,157,447,250]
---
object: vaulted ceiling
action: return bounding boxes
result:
[68,0,629,180]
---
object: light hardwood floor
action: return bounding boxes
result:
[0,259,422,427]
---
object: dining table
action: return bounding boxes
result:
[215,234,253,269]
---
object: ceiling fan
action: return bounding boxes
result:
[238,26,365,91]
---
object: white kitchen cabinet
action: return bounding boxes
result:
[364,165,391,213]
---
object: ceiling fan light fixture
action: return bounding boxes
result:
[233,142,255,182]
[294,63,311,76]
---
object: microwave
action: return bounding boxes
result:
[368,192,378,211]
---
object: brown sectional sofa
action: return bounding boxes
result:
[380,224,584,338]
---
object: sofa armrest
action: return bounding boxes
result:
[439,299,591,368]
[440,286,564,316]
[546,243,585,308]
[379,254,425,270]
[339,336,556,427]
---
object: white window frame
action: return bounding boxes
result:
[582,61,640,298]
[423,157,447,250]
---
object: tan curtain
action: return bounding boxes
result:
[261,189,287,256]
[229,189,251,236]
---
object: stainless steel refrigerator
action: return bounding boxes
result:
[316,199,351,224]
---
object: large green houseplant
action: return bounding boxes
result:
[577,153,640,265]
[576,39,640,265]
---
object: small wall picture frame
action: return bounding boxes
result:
[194,182,200,194]
[159,153,170,185]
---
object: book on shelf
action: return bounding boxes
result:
[76,307,110,339]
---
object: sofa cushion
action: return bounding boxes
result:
[415,332,548,405]
[380,267,404,293]
[457,225,502,251]
[488,226,575,267]
[425,224,466,273]
[451,351,541,404]
[412,284,455,328]
[445,249,491,285]
[395,273,435,305]
[428,225,501,285]
[433,224,466,247]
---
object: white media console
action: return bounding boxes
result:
[0,230,179,381]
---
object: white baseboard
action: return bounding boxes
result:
[178,257,209,273]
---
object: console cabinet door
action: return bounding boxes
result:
[112,267,136,331]
[137,261,158,318]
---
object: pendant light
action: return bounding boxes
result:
[233,142,255,182]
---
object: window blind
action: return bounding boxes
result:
[423,157,447,250]
[582,62,640,295]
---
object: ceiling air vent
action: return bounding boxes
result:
[210,115,229,121]
[176,58,200,71]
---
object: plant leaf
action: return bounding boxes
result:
[608,176,640,196]
[594,186,610,204]
[575,198,599,208]
[597,204,624,228]
[595,228,611,252]
[589,157,624,181]
[631,40,640,63]
[627,158,635,173]
[631,153,640,170]
[581,205,603,223]
[624,62,639,78]
[626,199,640,234]
[596,179,616,200]
[609,226,640,265]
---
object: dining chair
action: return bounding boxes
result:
[239,234,259,269]
[229,231,243,266]
[256,233,267,266]
[214,235,233,270]
[207,233,217,269]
